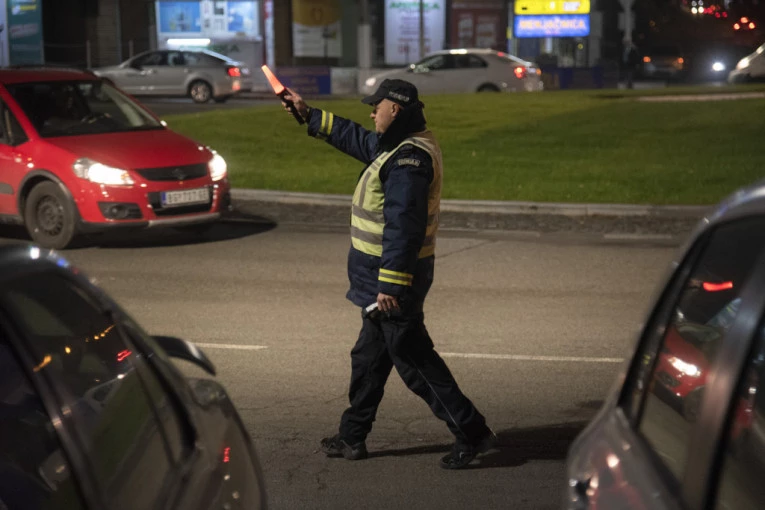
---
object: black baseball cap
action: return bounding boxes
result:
[361,79,421,107]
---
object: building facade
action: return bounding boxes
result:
[36,0,624,91]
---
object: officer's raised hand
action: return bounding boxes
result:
[282,88,309,122]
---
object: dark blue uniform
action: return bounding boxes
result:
[306,108,436,308]
[307,103,493,465]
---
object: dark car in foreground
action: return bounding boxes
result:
[0,67,232,249]
[565,178,765,510]
[0,245,267,509]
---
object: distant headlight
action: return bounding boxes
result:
[208,152,227,181]
[737,57,750,70]
[365,77,377,88]
[73,158,134,186]
[712,62,726,72]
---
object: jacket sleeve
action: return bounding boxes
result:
[377,145,434,296]
[306,108,378,165]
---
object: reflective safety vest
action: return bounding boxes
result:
[350,131,442,259]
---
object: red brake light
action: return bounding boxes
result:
[643,56,651,63]
[749,22,756,29]
[223,446,231,463]
[513,66,527,79]
[227,66,241,77]
[703,281,734,292]
[734,23,741,30]
[741,16,749,23]
[116,349,132,362]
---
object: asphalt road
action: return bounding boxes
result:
[0,220,678,509]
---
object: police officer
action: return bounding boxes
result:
[282,79,495,469]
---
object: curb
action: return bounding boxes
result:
[231,188,711,219]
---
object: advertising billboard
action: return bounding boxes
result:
[385,0,446,65]
[451,0,503,50]
[515,0,590,15]
[6,0,43,64]
[514,14,590,38]
[291,0,342,58]
[156,1,260,40]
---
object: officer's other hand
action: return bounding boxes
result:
[377,293,399,313]
[282,87,309,120]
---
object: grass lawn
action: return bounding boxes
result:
[163,85,765,205]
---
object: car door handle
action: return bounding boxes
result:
[141,69,156,75]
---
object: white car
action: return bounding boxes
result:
[92,49,254,103]
[361,48,544,96]
[728,42,765,83]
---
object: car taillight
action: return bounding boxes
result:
[703,281,733,292]
[227,66,241,77]
[513,66,527,79]
[643,56,652,63]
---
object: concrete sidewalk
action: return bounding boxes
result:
[231,189,710,244]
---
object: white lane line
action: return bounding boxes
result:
[195,343,622,363]
[440,352,624,363]
[196,343,269,351]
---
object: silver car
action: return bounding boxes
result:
[92,49,253,103]
[361,48,544,95]
[565,178,765,510]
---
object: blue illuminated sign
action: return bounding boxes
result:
[514,14,590,38]
[158,2,202,33]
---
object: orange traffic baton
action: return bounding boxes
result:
[261,65,305,125]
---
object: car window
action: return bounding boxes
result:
[182,51,203,65]
[715,324,765,509]
[0,99,28,146]
[0,338,86,509]
[167,51,184,66]
[133,51,166,67]
[6,81,162,137]
[415,54,452,71]
[119,319,191,464]
[454,54,487,68]
[0,272,177,510]
[626,217,765,483]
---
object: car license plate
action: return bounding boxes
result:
[161,187,209,207]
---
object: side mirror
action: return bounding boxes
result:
[153,335,216,376]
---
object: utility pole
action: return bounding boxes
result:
[419,0,425,60]
[358,0,371,69]
[619,0,634,43]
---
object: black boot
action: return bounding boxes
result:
[439,429,497,470]
[320,434,368,460]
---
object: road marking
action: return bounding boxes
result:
[440,352,624,363]
[193,343,622,362]
[196,343,269,351]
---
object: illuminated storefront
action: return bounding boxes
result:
[154,0,264,80]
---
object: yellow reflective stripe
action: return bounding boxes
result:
[352,205,384,224]
[352,238,383,256]
[350,226,382,245]
[318,111,328,139]
[379,268,413,281]
[351,216,384,235]
[379,276,413,286]
[326,112,334,136]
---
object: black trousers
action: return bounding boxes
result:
[338,305,489,445]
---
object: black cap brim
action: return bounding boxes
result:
[361,92,385,105]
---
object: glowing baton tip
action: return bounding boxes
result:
[261,65,285,95]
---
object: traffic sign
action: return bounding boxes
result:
[515,0,590,15]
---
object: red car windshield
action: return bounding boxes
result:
[6,80,163,137]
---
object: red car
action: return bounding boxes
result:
[0,68,231,249]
